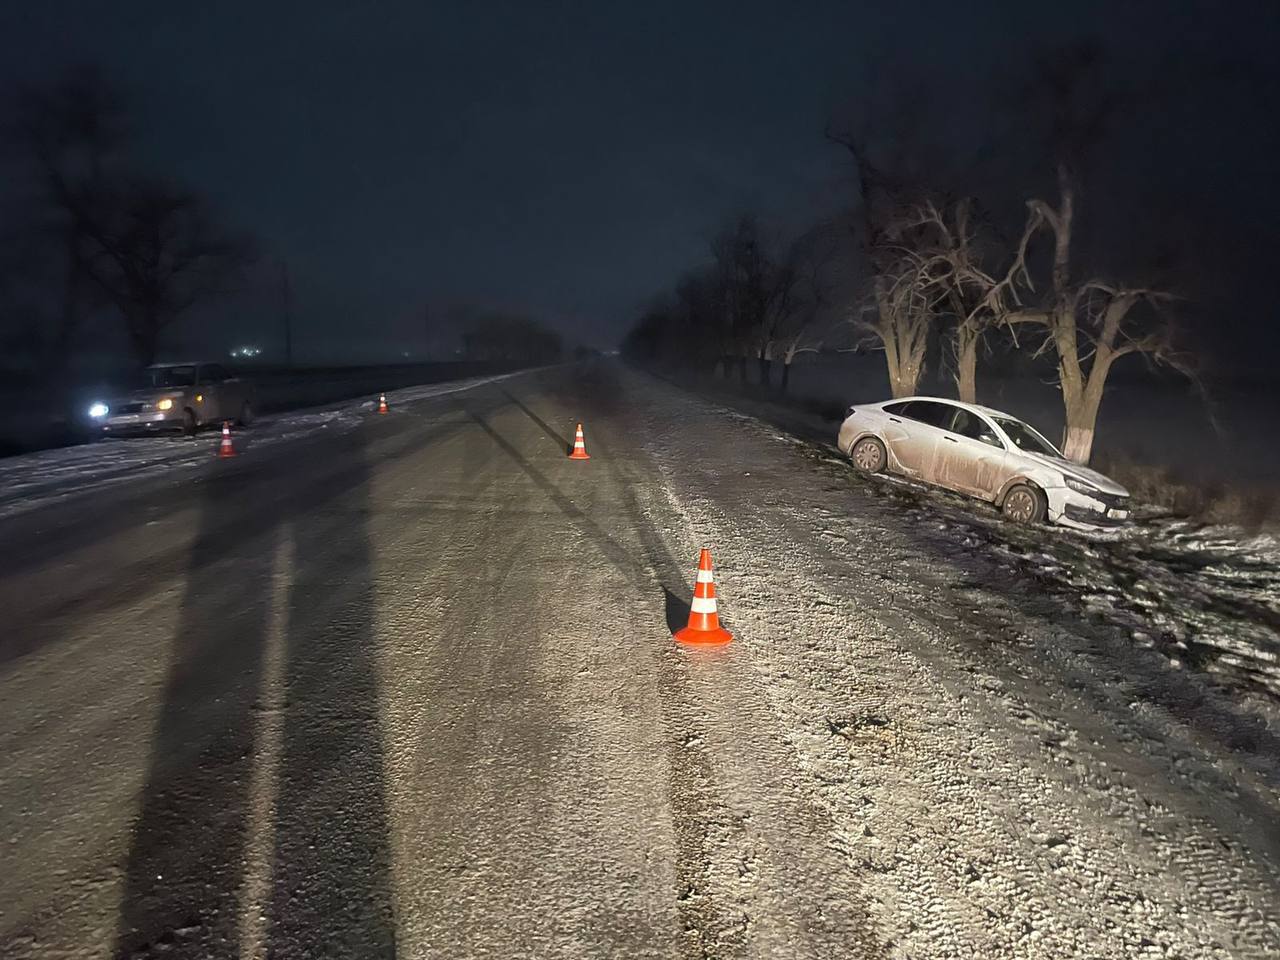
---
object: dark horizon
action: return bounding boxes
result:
[2,1,1278,372]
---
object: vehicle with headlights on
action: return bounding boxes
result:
[837,396,1131,530]
[89,362,255,437]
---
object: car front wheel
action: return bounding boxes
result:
[1002,483,1046,524]
[850,436,887,473]
[181,409,197,436]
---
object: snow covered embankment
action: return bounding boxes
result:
[0,371,524,520]
[632,376,1280,958]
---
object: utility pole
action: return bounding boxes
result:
[280,260,294,366]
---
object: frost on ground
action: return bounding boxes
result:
[627,371,1280,958]
[0,371,524,520]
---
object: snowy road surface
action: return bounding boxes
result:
[0,371,527,521]
[1,363,1277,958]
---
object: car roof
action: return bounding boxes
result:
[880,396,1015,421]
[147,361,206,368]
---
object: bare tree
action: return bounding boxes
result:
[1002,42,1192,464]
[827,88,945,397]
[80,181,252,365]
[1007,171,1187,463]
[670,268,728,374]
[775,228,838,393]
[853,238,945,397]
[13,67,251,368]
[8,66,123,375]
[908,199,1029,403]
[710,215,775,383]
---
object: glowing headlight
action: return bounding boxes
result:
[1064,476,1100,497]
[157,398,174,411]
[88,402,109,418]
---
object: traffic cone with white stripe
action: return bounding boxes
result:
[675,548,732,646]
[569,422,590,460]
[378,392,389,414]
[216,421,237,459]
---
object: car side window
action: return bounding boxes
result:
[905,400,954,428]
[950,409,1003,447]
[883,401,910,416]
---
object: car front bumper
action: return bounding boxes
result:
[1046,486,1131,530]
[99,410,181,433]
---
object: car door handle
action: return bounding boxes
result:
[943,436,958,443]
[888,417,901,424]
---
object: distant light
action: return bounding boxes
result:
[230,345,262,358]
[88,402,108,418]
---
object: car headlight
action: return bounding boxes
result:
[157,398,174,411]
[1064,476,1100,497]
[88,402,109,418]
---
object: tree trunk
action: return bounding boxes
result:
[884,348,923,398]
[954,328,978,404]
[887,369,909,398]
[737,356,747,382]
[1061,388,1103,464]
[780,361,791,393]
[46,239,84,378]
[758,356,771,386]
[128,306,162,368]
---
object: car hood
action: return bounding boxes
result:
[109,387,189,404]
[1023,452,1129,497]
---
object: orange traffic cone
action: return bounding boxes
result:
[216,421,237,458]
[569,422,590,460]
[674,549,732,646]
[378,392,389,414]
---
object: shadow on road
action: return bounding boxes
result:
[663,587,691,634]
[501,389,572,454]
[112,426,396,958]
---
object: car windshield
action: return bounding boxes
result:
[140,365,196,389]
[992,416,1062,459]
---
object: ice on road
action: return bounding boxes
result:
[0,363,1276,958]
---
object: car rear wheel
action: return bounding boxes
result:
[850,436,887,473]
[181,409,197,436]
[237,402,254,427]
[1002,483,1046,524]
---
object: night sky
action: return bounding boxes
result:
[2,1,1277,367]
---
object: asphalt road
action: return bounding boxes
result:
[5,362,1278,959]
[0,364,878,959]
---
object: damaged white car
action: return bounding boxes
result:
[837,397,1130,529]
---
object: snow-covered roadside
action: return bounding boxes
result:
[656,375,1280,713]
[629,372,1280,957]
[0,370,527,520]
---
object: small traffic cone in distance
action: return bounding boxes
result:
[378,392,389,414]
[674,548,732,646]
[569,422,590,460]
[217,421,237,458]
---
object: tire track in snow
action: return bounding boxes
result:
[457,398,742,958]
[586,372,888,959]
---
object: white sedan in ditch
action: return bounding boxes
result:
[837,397,1130,529]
